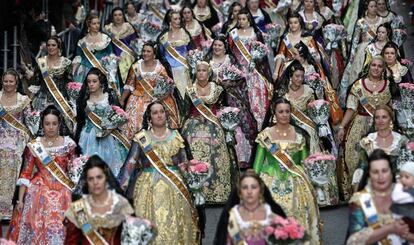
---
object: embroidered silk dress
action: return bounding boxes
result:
[8,137,77,244]
[0,92,32,220]
[253,128,322,244]
[118,129,199,244]
[120,59,181,140]
[181,83,238,204]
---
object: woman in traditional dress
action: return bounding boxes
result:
[273,12,322,81]
[228,9,272,130]
[246,0,272,33]
[125,1,142,31]
[353,105,409,188]
[298,0,326,46]
[337,56,397,201]
[120,42,181,140]
[377,0,397,23]
[157,10,194,98]
[253,97,322,244]
[118,101,200,244]
[30,36,75,133]
[340,0,385,105]
[192,0,220,30]
[72,13,121,97]
[7,105,77,244]
[181,6,210,50]
[181,61,238,204]
[0,70,33,221]
[346,149,414,245]
[138,0,167,42]
[104,7,139,85]
[221,2,242,34]
[382,42,413,84]
[75,68,129,177]
[64,155,134,245]
[214,170,287,244]
[205,35,257,168]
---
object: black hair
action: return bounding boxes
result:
[74,68,119,144]
[285,12,305,35]
[357,149,396,191]
[141,100,168,130]
[375,22,393,42]
[38,104,63,136]
[110,6,127,24]
[204,34,233,61]
[213,170,286,245]
[46,35,64,54]
[72,155,125,200]
[275,60,305,97]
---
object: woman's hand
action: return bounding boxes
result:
[337,127,345,142]
[16,201,24,213]
[390,219,409,237]
[272,71,279,81]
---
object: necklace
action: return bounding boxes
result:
[151,127,168,139]
[44,136,60,147]
[197,81,210,88]
[369,78,382,90]
[241,203,261,217]
[276,126,290,137]
[89,191,112,208]
[373,189,392,197]
[289,84,301,92]
[377,130,392,142]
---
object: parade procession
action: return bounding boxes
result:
[0,0,414,244]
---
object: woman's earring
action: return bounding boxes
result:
[389,122,394,130]
[272,115,278,124]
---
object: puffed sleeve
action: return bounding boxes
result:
[346,84,359,111]
[253,145,266,173]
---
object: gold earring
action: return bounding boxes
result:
[389,122,394,130]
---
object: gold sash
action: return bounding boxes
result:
[79,42,121,99]
[230,29,272,98]
[71,199,109,245]
[37,57,76,124]
[228,209,248,245]
[135,130,199,229]
[187,88,221,127]
[0,105,33,138]
[291,107,317,131]
[148,4,165,21]
[355,83,376,117]
[132,64,180,128]
[87,110,131,150]
[163,40,189,69]
[362,19,377,39]
[28,140,75,191]
[264,0,277,8]
[109,34,136,58]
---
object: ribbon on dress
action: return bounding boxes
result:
[230,29,272,98]
[162,40,189,69]
[132,64,180,128]
[79,42,121,99]
[187,87,221,127]
[86,110,131,150]
[37,57,76,124]
[135,130,199,228]
[355,81,376,117]
[71,199,109,245]
[291,107,317,131]
[109,33,136,58]
[27,140,75,191]
[228,209,248,245]
[148,4,165,21]
[361,19,377,39]
[0,105,33,139]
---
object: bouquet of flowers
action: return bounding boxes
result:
[187,49,204,75]
[217,107,241,145]
[121,216,156,245]
[201,39,213,54]
[101,54,121,87]
[307,100,330,136]
[401,58,413,73]
[392,29,407,47]
[273,0,292,13]
[396,142,414,170]
[153,75,174,100]
[219,64,245,81]
[304,153,337,204]
[248,40,269,71]
[130,38,145,57]
[66,82,82,104]
[394,83,414,138]
[26,110,41,136]
[68,155,90,185]
[323,24,347,52]
[179,159,211,206]
[264,23,282,48]
[391,15,406,30]
[143,21,162,36]
[265,215,307,245]
[98,106,129,137]
[211,22,223,34]
[304,73,324,98]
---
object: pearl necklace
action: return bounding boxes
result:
[276,126,290,137]
[88,191,112,208]
[151,127,168,139]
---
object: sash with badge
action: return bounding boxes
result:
[187,87,221,127]
[27,139,75,191]
[0,105,33,139]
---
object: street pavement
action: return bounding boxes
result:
[202,0,414,243]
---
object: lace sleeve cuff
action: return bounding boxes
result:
[17,178,31,187]
[346,227,374,245]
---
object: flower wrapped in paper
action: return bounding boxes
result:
[323,24,347,52]
[394,83,414,138]
[97,106,129,137]
[304,153,337,204]
[66,82,82,106]
[201,39,213,55]
[392,29,407,47]
[121,216,157,245]
[143,22,162,36]
[219,64,245,81]
[217,107,241,145]
[26,110,41,135]
[248,41,269,71]
[178,159,211,206]
[307,100,331,138]
[396,142,414,170]
[152,75,175,100]
[304,73,324,99]
[264,23,282,48]
[265,215,308,245]
[68,155,90,185]
[187,49,204,75]
[273,0,292,13]
[101,54,121,91]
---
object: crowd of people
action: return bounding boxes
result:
[1,0,414,244]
